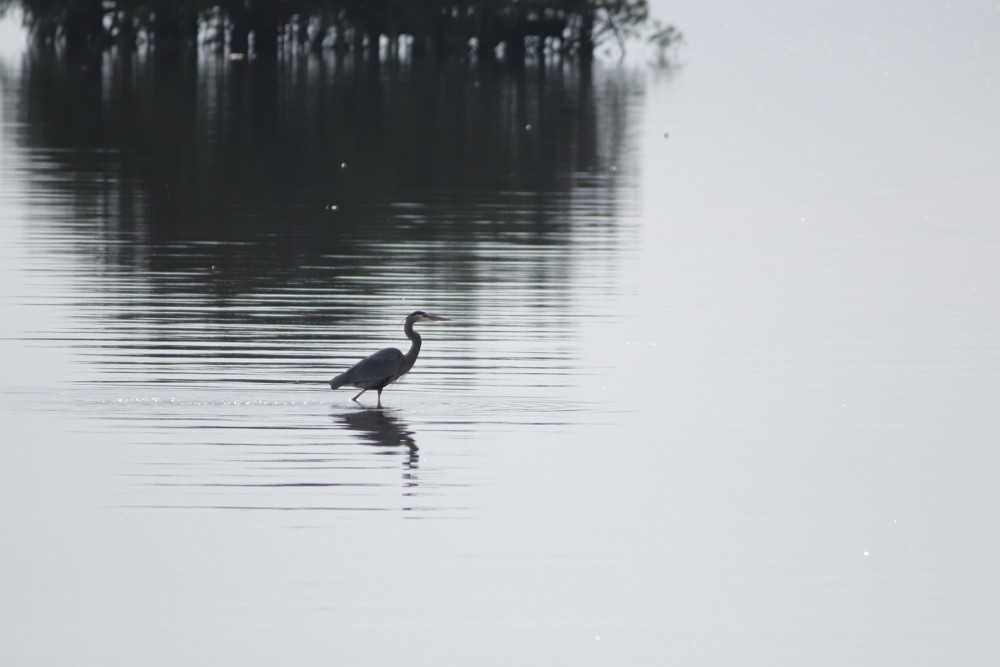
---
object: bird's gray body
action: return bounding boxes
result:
[329,347,409,392]
[329,311,448,406]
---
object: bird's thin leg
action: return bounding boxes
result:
[352,389,366,402]
[376,388,383,408]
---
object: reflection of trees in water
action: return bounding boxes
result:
[8,53,639,252]
[3,50,642,342]
[338,407,419,492]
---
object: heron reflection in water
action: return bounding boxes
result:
[329,311,449,406]
[338,408,420,492]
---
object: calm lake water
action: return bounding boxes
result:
[2,1,999,664]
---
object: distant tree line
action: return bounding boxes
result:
[0,0,678,60]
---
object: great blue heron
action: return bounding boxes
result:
[329,310,449,406]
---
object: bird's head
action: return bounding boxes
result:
[407,310,450,323]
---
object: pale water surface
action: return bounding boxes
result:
[1,1,999,664]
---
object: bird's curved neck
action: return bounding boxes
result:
[403,319,422,362]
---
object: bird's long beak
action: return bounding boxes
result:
[426,314,450,321]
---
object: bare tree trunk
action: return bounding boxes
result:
[248,0,279,58]
[63,0,105,54]
[229,2,250,54]
[152,1,198,49]
[578,0,595,59]
[476,0,498,61]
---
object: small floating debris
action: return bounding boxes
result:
[326,204,338,211]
